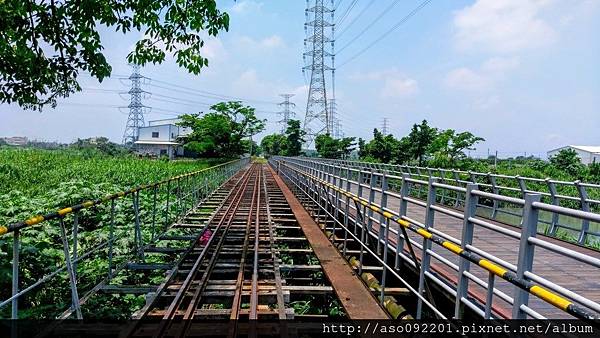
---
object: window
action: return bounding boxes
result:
[160,149,167,155]
[152,132,159,138]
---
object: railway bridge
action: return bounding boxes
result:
[1,158,600,336]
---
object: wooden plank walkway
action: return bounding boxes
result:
[350,184,600,319]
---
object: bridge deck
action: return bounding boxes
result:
[355,186,600,319]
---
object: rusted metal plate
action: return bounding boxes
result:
[269,166,389,319]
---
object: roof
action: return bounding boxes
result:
[139,123,177,129]
[548,145,600,154]
[134,140,180,146]
[148,118,181,126]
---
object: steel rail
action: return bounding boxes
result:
[228,166,260,337]
[120,164,254,338]
[249,165,262,320]
[152,164,256,336]
[262,168,287,320]
[174,165,260,338]
[277,160,600,320]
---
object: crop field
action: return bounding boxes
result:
[0,147,228,318]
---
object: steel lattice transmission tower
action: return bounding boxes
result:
[382,117,390,136]
[121,65,149,146]
[278,94,296,133]
[303,0,334,144]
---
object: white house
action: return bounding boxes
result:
[134,118,191,159]
[547,145,600,165]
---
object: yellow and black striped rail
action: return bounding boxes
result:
[0,159,241,236]
[278,160,599,321]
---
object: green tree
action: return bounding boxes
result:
[315,134,339,159]
[178,101,265,158]
[393,137,412,164]
[261,134,287,157]
[550,149,583,176]
[408,120,438,166]
[429,130,484,167]
[358,138,367,159]
[284,120,306,156]
[315,134,355,159]
[0,0,229,110]
[338,137,357,159]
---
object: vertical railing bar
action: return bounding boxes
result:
[59,218,82,319]
[485,272,495,319]
[11,229,20,319]
[454,183,479,319]
[108,199,115,280]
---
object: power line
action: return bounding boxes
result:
[83,72,277,105]
[336,0,402,54]
[338,0,432,68]
[334,0,344,11]
[336,0,375,39]
[335,0,358,26]
[148,78,278,105]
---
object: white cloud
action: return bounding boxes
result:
[260,35,284,48]
[444,67,490,91]
[234,35,285,50]
[453,0,557,53]
[350,68,419,99]
[444,56,520,92]
[382,78,419,98]
[230,1,263,14]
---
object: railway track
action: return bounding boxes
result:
[125,163,351,337]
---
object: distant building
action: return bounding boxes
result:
[547,145,600,165]
[134,118,191,159]
[2,136,28,146]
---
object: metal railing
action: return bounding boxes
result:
[298,157,600,245]
[272,157,600,320]
[0,158,248,319]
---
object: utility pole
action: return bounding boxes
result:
[121,65,148,146]
[277,94,296,134]
[381,117,390,136]
[495,150,498,169]
[303,0,334,145]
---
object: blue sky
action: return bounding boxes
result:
[1,0,599,157]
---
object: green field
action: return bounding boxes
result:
[0,147,229,318]
[0,147,224,225]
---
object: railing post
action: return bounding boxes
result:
[364,169,376,246]
[108,199,115,280]
[574,181,590,244]
[133,191,144,260]
[454,183,478,319]
[517,176,527,225]
[59,218,82,319]
[512,193,541,319]
[417,177,437,318]
[546,179,559,236]
[395,174,410,270]
[72,212,79,272]
[377,173,389,254]
[489,174,499,219]
[343,167,351,256]
[165,180,171,231]
[11,230,20,319]
[453,171,462,208]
